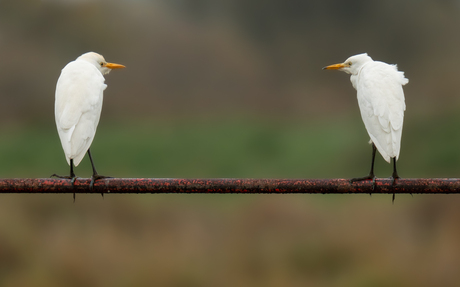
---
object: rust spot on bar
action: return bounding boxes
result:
[0,178,458,194]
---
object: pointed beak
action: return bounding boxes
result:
[322,63,345,70]
[104,62,126,69]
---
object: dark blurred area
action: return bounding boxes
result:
[1,0,460,286]
[1,0,459,122]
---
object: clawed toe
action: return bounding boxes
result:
[51,173,78,202]
[390,174,400,203]
[350,174,377,190]
[90,174,112,195]
[51,174,73,180]
[390,175,400,186]
[51,174,77,185]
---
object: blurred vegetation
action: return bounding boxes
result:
[0,0,460,286]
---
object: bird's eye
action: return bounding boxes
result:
[100,62,104,67]
[348,62,352,66]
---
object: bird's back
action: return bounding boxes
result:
[55,60,107,166]
[355,61,408,162]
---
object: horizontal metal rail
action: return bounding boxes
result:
[0,178,459,194]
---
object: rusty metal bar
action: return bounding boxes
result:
[0,178,459,194]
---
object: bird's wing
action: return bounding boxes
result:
[55,61,107,166]
[356,62,408,162]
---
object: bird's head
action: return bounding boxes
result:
[77,52,125,75]
[323,53,372,75]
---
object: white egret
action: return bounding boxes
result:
[323,53,408,192]
[52,52,125,197]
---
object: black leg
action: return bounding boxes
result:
[350,143,377,189]
[391,157,399,203]
[391,157,399,183]
[87,148,111,196]
[51,159,77,202]
[70,159,76,202]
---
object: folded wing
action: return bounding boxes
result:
[356,62,408,163]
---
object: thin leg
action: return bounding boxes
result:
[391,157,399,203]
[87,148,111,196]
[51,159,77,202]
[391,157,399,183]
[350,143,377,189]
[70,159,76,202]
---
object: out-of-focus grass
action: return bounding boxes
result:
[0,116,361,178]
[2,113,459,179]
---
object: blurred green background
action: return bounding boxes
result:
[1,0,460,286]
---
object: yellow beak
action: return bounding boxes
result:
[322,63,345,70]
[104,62,126,69]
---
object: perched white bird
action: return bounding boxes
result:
[323,53,408,188]
[52,52,125,194]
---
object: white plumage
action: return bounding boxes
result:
[324,53,408,163]
[54,52,125,181]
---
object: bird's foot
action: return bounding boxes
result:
[350,174,376,190]
[51,174,78,202]
[51,173,73,179]
[51,173,78,185]
[390,174,400,186]
[390,174,400,204]
[90,174,112,197]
